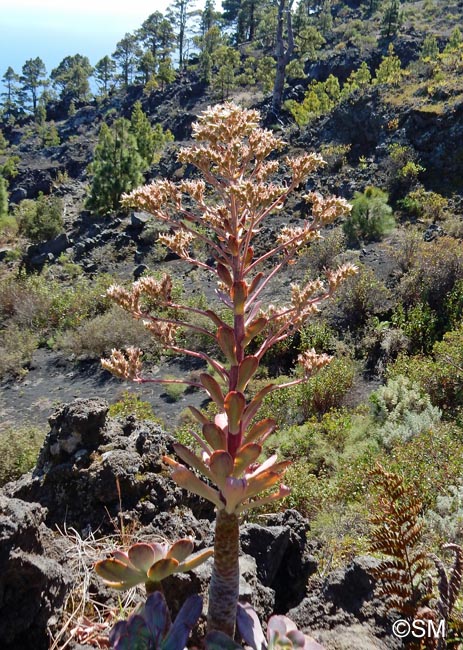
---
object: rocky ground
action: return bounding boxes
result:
[0,398,401,650]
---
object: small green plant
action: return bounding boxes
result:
[343,186,395,244]
[0,424,45,485]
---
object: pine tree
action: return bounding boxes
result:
[130,101,156,167]
[137,12,175,65]
[381,0,402,39]
[20,57,48,115]
[157,59,177,90]
[86,119,145,216]
[51,54,93,105]
[167,0,196,68]
[1,67,20,121]
[94,56,117,96]
[374,44,404,86]
[112,34,139,89]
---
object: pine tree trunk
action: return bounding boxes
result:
[271,0,294,115]
[207,510,240,637]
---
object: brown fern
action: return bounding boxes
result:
[368,464,432,620]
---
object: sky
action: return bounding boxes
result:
[0,0,178,78]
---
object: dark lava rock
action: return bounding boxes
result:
[0,496,70,650]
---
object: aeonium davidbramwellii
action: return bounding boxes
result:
[101,102,357,636]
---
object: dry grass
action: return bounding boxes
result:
[48,519,171,650]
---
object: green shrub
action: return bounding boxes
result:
[0,424,45,485]
[391,302,438,354]
[109,391,162,423]
[343,186,395,244]
[15,193,64,243]
[399,188,448,221]
[0,325,39,378]
[387,325,463,413]
[297,356,356,418]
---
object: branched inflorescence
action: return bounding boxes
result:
[101,102,356,636]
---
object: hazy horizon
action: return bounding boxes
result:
[0,0,184,82]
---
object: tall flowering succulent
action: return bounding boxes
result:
[102,102,356,636]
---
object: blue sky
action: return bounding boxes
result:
[0,0,175,78]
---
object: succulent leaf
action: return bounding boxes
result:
[178,547,214,572]
[202,422,227,450]
[147,558,179,582]
[188,406,209,425]
[94,558,144,589]
[166,538,195,563]
[164,456,224,509]
[242,384,275,429]
[244,418,277,445]
[217,263,233,288]
[224,391,246,435]
[233,443,262,477]
[163,594,203,650]
[231,281,248,314]
[209,450,234,488]
[173,443,212,479]
[237,602,266,650]
[128,543,157,573]
[243,316,267,347]
[222,476,248,513]
[200,373,225,408]
[109,615,152,650]
[217,326,238,364]
[236,356,259,392]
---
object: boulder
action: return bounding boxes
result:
[0,496,70,650]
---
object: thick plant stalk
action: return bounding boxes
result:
[207,510,240,636]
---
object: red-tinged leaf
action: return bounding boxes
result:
[243,317,267,347]
[246,471,284,499]
[217,326,238,364]
[166,538,194,562]
[222,476,248,513]
[228,236,239,256]
[244,246,254,265]
[94,558,143,588]
[147,558,179,582]
[224,391,246,435]
[165,458,223,509]
[236,356,259,392]
[112,550,130,565]
[209,450,234,489]
[178,547,214,572]
[200,373,225,408]
[188,406,209,426]
[248,272,264,296]
[127,544,156,573]
[231,281,248,315]
[202,422,227,451]
[244,418,277,445]
[173,443,212,479]
[217,263,233,288]
[242,384,275,429]
[233,443,262,477]
[204,310,226,327]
